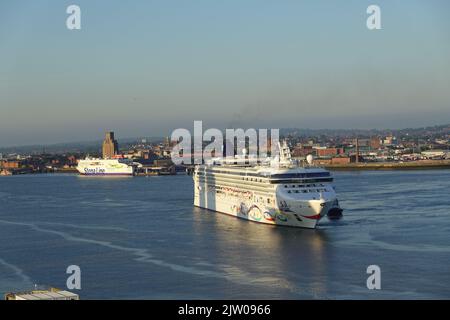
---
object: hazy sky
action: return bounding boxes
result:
[1,0,449,146]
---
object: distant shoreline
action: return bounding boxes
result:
[2,160,450,176]
[323,160,450,171]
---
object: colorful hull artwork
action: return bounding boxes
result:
[195,184,333,228]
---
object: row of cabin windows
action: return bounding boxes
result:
[287,189,327,194]
[284,184,325,188]
[198,170,330,178]
[215,189,274,204]
[242,177,265,183]
[197,173,331,185]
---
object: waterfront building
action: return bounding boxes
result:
[316,147,345,157]
[292,145,314,157]
[102,131,119,159]
[0,159,22,169]
[421,150,448,160]
[370,136,382,149]
[331,156,351,164]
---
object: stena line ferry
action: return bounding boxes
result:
[193,141,343,228]
[76,157,140,176]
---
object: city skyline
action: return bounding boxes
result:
[1,0,450,146]
[1,122,449,152]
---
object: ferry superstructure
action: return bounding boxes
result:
[76,158,139,176]
[193,142,342,228]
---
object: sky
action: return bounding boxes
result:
[0,0,449,146]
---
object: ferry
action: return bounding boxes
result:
[76,157,140,176]
[193,141,343,228]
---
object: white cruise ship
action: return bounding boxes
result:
[193,142,342,228]
[77,158,139,176]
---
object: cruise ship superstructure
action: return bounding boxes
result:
[193,142,342,228]
[77,158,139,176]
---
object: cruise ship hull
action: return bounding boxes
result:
[194,184,337,229]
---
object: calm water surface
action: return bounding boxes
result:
[0,170,449,299]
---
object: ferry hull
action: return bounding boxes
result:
[76,158,136,176]
[76,167,134,176]
[78,170,134,176]
[78,172,134,176]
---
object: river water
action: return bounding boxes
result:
[0,170,449,299]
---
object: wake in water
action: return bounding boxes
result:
[0,258,34,294]
[0,219,313,298]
